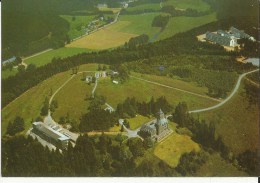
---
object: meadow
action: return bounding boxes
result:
[66,28,137,50]
[128,115,151,130]
[198,79,259,155]
[154,123,200,167]
[24,47,90,67]
[1,64,98,135]
[126,3,161,12]
[162,0,210,11]
[98,7,121,13]
[2,69,18,79]
[158,13,217,40]
[60,15,95,39]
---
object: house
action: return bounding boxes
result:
[95,72,100,78]
[112,80,119,84]
[32,122,70,150]
[206,32,237,47]
[2,56,16,65]
[109,70,119,76]
[101,71,107,77]
[138,109,172,142]
[86,76,92,83]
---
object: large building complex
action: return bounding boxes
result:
[32,122,70,150]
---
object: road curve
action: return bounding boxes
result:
[189,69,259,113]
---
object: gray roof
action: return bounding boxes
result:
[33,122,70,141]
[217,30,232,38]
[206,32,231,46]
[140,124,156,134]
[230,26,250,39]
[156,109,168,126]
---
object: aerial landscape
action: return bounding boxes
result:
[1,0,259,177]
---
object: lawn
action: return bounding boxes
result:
[66,28,138,50]
[108,13,162,38]
[24,47,90,67]
[1,64,98,135]
[196,153,248,176]
[198,79,259,155]
[162,0,210,11]
[154,124,200,167]
[96,77,218,112]
[60,15,95,39]
[158,13,217,40]
[128,115,151,130]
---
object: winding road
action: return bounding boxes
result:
[189,69,259,113]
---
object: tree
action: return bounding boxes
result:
[102,65,107,71]
[17,65,25,73]
[6,116,25,136]
[26,64,36,72]
[127,138,145,157]
[172,102,190,127]
[98,64,102,71]
[41,97,49,116]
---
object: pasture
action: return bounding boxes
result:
[66,28,138,50]
[158,13,217,40]
[24,47,90,67]
[154,123,200,167]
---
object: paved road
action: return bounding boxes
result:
[189,69,259,113]
[130,75,222,102]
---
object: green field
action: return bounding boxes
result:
[154,122,200,167]
[158,13,217,40]
[128,115,151,130]
[24,47,90,67]
[198,79,259,155]
[163,0,210,11]
[108,13,162,38]
[2,69,18,79]
[126,3,161,12]
[196,153,247,176]
[1,64,98,135]
[60,15,95,39]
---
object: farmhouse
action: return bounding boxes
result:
[206,32,237,47]
[139,109,172,142]
[2,56,16,65]
[31,122,69,150]
[86,76,92,83]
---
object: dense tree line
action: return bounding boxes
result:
[2,19,257,108]
[6,116,25,136]
[152,15,170,29]
[116,96,173,118]
[161,5,211,17]
[126,34,149,49]
[2,133,176,177]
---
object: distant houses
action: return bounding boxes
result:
[97,3,108,9]
[202,26,256,49]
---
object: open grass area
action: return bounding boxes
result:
[24,47,90,67]
[1,64,98,135]
[154,123,200,167]
[2,69,18,79]
[126,3,161,12]
[131,72,209,96]
[66,28,137,50]
[98,7,121,13]
[109,13,162,38]
[96,77,218,112]
[196,153,247,176]
[198,79,259,155]
[128,115,151,130]
[158,13,217,40]
[52,74,94,122]
[162,0,210,11]
[60,15,95,39]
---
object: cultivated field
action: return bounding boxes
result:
[198,79,259,155]
[66,28,138,50]
[24,47,90,67]
[154,123,200,167]
[158,13,217,40]
[162,0,210,11]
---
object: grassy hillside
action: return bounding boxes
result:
[24,47,90,67]
[125,3,161,12]
[158,13,217,40]
[1,64,98,135]
[198,79,259,155]
[60,15,95,39]
[109,13,162,38]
